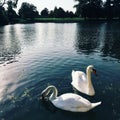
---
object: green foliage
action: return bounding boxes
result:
[6,0,19,23]
[103,0,120,19]
[52,7,66,18]
[75,0,103,18]
[1,0,120,25]
[18,2,39,20]
[35,17,84,23]
[41,8,49,17]
[75,0,120,19]
[0,0,18,25]
[40,7,77,18]
[0,6,9,25]
[0,0,18,7]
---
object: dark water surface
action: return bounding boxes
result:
[0,22,120,120]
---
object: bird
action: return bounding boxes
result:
[40,85,101,112]
[71,65,97,96]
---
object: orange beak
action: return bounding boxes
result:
[93,68,97,76]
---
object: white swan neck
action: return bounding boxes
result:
[48,86,58,101]
[86,66,95,95]
[86,67,92,83]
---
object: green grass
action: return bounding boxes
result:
[34,17,85,22]
[34,17,120,23]
[11,17,120,24]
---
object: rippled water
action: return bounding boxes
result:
[0,22,120,120]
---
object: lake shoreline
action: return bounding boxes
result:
[4,17,120,25]
[35,18,120,23]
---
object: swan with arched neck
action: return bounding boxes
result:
[41,85,101,112]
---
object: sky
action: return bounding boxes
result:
[17,0,78,13]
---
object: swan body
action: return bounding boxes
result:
[71,65,96,96]
[41,85,101,112]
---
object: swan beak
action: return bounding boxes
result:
[40,91,49,101]
[40,93,45,101]
[93,68,97,76]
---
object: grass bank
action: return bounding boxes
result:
[9,17,120,24]
[34,17,119,23]
[34,18,85,23]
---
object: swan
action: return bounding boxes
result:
[71,65,97,96]
[40,85,101,112]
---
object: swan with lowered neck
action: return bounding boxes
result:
[41,85,101,112]
[71,65,96,96]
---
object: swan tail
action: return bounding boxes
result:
[71,70,75,83]
[91,101,101,108]
[72,70,75,77]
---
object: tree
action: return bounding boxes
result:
[6,0,18,22]
[65,11,77,18]
[74,0,88,17]
[114,0,120,19]
[103,0,120,19]
[41,8,49,17]
[0,6,8,25]
[18,2,39,20]
[74,0,103,18]
[51,7,66,18]
[0,0,18,25]
[103,0,113,19]
[48,7,77,18]
[0,0,18,7]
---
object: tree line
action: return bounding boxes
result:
[0,0,77,25]
[0,0,18,25]
[75,0,120,19]
[1,0,120,25]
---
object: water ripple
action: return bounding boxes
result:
[0,23,120,120]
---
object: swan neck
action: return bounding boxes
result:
[49,86,58,101]
[86,68,92,84]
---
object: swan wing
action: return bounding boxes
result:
[71,71,88,93]
[77,71,87,82]
[52,93,91,112]
[72,71,87,84]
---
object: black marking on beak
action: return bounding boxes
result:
[40,93,49,101]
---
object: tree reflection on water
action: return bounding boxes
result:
[75,21,120,60]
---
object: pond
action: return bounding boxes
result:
[0,22,120,120]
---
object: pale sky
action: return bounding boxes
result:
[17,0,78,13]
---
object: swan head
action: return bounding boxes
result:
[40,87,50,101]
[87,65,97,75]
[40,85,58,101]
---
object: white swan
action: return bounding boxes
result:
[71,65,97,96]
[41,85,101,112]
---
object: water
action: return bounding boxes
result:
[0,22,120,120]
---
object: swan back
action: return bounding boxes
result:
[52,93,101,112]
